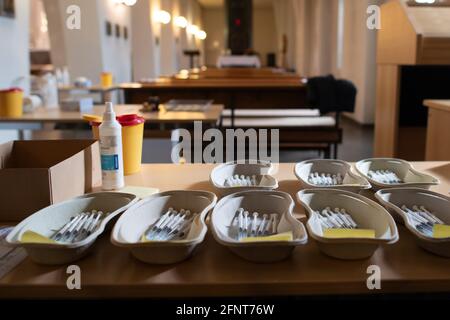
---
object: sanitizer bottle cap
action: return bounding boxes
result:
[103,102,116,122]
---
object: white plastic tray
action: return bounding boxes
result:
[210,190,308,263]
[297,189,398,260]
[210,160,278,195]
[111,190,217,264]
[294,159,371,192]
[6,192,138,265]
[376,188,450,258]
[355,158,439,190]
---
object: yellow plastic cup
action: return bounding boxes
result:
[82,114,102,139]
[100,72,113,88]
[0,88,23,117]
[83,114,145,175]
[118,114,145,175]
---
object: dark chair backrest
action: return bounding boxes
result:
[306,75,357,116]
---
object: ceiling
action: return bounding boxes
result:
[198,0,273,9]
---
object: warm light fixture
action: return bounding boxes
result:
[414,0,436,3]
[113,0,137,6]
[174,16,188,28]
[154,10,171,24]
[124,0,137,5]
[196,30,207,40]
[187,24,199,35]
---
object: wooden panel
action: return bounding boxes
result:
[374,65,400,157]
[426,108,450,161]
[406,6,450,37]
[424,99,450,112]
[418,37,450,65]
[397,126,427,161]
[377,0,418,65]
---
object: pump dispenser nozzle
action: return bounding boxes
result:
[103,102,116,121]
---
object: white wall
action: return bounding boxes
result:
[0,0,30,92]
[160,0,177,76]
[30,0,50,50]
[98,0,132,83]
[253,7,276,66]
[337,0,383,124]
[0,0,30,143]
[44,0,131,84]
[290,0,383,124]
[131,0,158,80]
[131,0,204,79]
[202,8,225,66]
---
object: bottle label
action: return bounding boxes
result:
[101,154,119,170]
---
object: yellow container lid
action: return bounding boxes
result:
[82,114,103,124]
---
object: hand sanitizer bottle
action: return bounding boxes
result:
[99,102,124,190]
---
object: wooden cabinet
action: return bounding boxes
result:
[374,0,450,159]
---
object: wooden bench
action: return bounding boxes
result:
[220,109,342,159]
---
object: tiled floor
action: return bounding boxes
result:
[0,116,374,163]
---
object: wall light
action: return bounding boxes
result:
[124,0,137,5]
[154,10,171,24]
[174,16,188,28]
[113,0,137,6]
[187,24,199,35]
[196,30,207,40]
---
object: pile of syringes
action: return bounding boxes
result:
[308,172,343,186]
[401,205,445,237]
[368,170,402,184]
[51,210,104,243]
[225,175,258,187]
[233,208,280,241]
[314,207,358,229]
[143,208,197,241]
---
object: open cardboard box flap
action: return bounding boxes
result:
[0,140,101,222]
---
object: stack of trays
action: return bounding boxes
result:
[210,190,308,263]
[111,190,217,264]
[376,188,450,257]
[210,160,278,195]
[294,159,371,192]
[297,189,399,260]
[6,192,138,264]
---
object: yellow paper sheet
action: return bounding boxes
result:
[119,186,159,199]
[323,228,376,239]
[433,225,450,239]
[240,231,293,242]
[20,231,58,244]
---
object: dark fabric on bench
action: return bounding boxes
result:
[306,75,357,115]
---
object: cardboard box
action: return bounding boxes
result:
[0,140,101,222]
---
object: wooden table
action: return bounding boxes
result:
[58,85,122,104]
[178,67,300,80]
[1,162,450,298]
[423,100,450,161]
[0,104,224,126]
[120,76,307,126]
